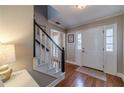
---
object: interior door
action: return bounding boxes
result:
[82,27,104,70]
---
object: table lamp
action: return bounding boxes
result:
[0,43,16,82]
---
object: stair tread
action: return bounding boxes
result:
[53,70,61,75]
[48,67,56,71]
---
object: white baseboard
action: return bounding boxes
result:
[66,60,81,66]
[46,73,65,87]
[116,73,124,81]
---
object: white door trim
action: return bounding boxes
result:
[74,24,117,75]
[75,31,83,66]
[103,24,117,75]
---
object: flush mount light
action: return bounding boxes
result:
[75,5,87,9]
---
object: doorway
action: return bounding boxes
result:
[75,24,117,75]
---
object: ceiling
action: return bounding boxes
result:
[49,5,124,29]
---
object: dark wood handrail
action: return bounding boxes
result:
[34,20,63,51]
[34,19,65,72]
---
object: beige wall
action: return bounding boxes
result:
[0,6,33,71]
[123,14,124,74]
[67,14,124,73]
[0,5,56,87]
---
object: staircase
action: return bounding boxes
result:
[33,20,65,80]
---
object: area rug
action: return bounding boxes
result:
[76,66,106,81]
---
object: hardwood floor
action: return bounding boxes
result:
[56,63,124,87]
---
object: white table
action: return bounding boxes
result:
[4,69,39,87]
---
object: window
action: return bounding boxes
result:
[105,28,113,52]
[77,33,82,50]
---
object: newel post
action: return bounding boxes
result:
[61,47,65,72]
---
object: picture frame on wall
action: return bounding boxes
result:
[68,34,74,43]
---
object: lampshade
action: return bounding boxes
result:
[0,44,16,66]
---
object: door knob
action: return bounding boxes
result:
[82,48,85,53]
[82,50,85,53]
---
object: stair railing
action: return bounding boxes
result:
[33,20,65,73]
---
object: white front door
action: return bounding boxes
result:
[82,27,104,70]
[75,24,117,74]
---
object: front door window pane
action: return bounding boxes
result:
[105,28,113,52]
[106,44,113,51]
[77,33,82,50]
[106,28,113,36]
[106,37,113,44]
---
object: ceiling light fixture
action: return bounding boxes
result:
[75,5,87,9]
